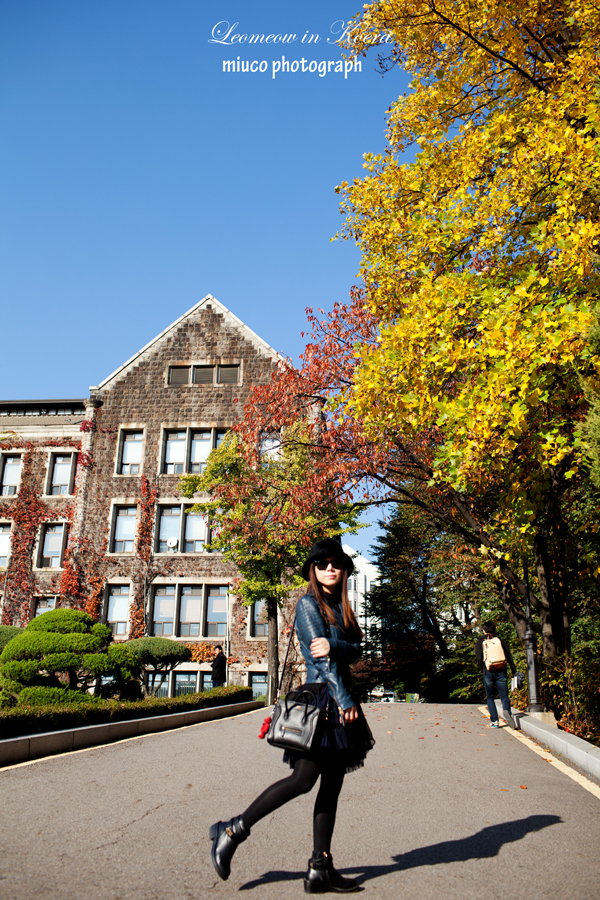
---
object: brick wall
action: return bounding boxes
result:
[0,297,299,694]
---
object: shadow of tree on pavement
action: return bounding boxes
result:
[239,815,562,890]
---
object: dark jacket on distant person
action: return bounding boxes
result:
[211,651,227,683]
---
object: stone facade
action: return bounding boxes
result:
[0,295,290,698]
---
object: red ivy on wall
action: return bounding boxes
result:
[0,451,57,626]
[128,476,159,639]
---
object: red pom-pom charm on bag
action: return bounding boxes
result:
[258,716,272,739]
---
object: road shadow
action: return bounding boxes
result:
[239,815,561,890]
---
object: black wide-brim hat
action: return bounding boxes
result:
[302,538,354,581]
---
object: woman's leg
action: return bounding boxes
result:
[304,759,360,893]
[312,758,345,854]
[483,671,498,722]
[242,757,321,828]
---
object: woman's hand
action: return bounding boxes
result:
[343,705,358,724]
[310,637,330,659]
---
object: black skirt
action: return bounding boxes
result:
[283,685,375,774]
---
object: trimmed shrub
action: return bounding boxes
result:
[126,637,192,696]
[0,684,255,739]
[26,609,97,634]
[0,608,140,703]
[18,686,98,707]
[1,631,105,662]
[0,625,23,653]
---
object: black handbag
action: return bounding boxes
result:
[267,686,322,752]
[265,614,329,753]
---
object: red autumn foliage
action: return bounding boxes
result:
[0,450,66,626]
[128,476,159,639]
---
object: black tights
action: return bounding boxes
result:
[242,757,345,854]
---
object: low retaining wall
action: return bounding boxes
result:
[494,700,600,781]
[0,700,264,768]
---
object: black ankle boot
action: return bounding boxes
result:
[304,852,362,893]
[209,815,250,880]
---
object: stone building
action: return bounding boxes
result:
[0,295,284,699]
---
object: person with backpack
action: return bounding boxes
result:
[475,621,517,728]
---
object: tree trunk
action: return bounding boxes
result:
[408,573,451,658]
[267,598,279,705]
[497,582,526,643]
[533,535,561,657]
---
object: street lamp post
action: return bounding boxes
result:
[522,557,544,713]
[225,589,230,686]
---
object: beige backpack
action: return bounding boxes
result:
[483,635,506,670]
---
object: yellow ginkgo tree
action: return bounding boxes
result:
[334,1,600,654]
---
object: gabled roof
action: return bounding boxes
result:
[89,294,284,391]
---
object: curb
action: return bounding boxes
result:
[494,700,600,781]
[0,699,264,768]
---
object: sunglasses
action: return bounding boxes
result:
[314,559,345,571]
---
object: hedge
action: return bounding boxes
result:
[0,685,255,740]
[0,626,23,653]
[17,686,100,707]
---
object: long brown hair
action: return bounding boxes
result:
[307,564,363,642]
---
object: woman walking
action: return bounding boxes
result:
[209,539,374,893]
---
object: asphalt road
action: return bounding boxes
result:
[1,703,599,900]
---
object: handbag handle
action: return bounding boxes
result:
[275,612,297,700]
[274,602,340,715]
[284,689,317,716]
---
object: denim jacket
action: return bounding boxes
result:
[295,592,362,711]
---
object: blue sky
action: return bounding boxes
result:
[0,1,410,556]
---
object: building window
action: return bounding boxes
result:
[200,672,213,692]
[251,599,268,637]
[206,585,228,637]
[48,453,75,495]
[35,596,56,617]
[259,433,281,459]
[190,430,212,472]
[151,583,229,638]
[158,506,181,552]
[0,523,11,567]
[118,431,143,475]
[1,455,21,496]
[179,585,202,636]
[156,505,208,553]
[107,584,130,635]
[153,585,175,635]
[148,672,169,698]
[169,364,241,386]
[183,509,207,552]
[217,365,239,385]
[169,366,191,385]
[174,672,198,696]
[40,523,67,568]
[193,365,215,385]
[162,428,227,475]
[249,672,268,700]
[163,431,187,474]
[112,506,137,552]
